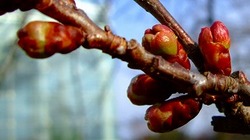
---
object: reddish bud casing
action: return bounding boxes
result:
[17,21,85,58]
[145,95,202,133]
[198,21,231,75]
[127,74,173,105]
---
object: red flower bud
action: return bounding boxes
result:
[145,95,202,132]
[142,24,190,69]
[127,74,173,105]
[198,21,231,75]
[17,21,85,58]
[143,24,178,56]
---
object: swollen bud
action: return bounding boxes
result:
[143,24,177,56]
[145,95,202,133]
[127,74,173,105]
[142,24,190,69]
[17,21,85,58]
[198,21,231,75]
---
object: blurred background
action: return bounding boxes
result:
[1,0,250,140]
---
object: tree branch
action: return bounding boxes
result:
[2,0,250,134]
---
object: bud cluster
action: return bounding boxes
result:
[127,22,232,133]
[127,24,202,133]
